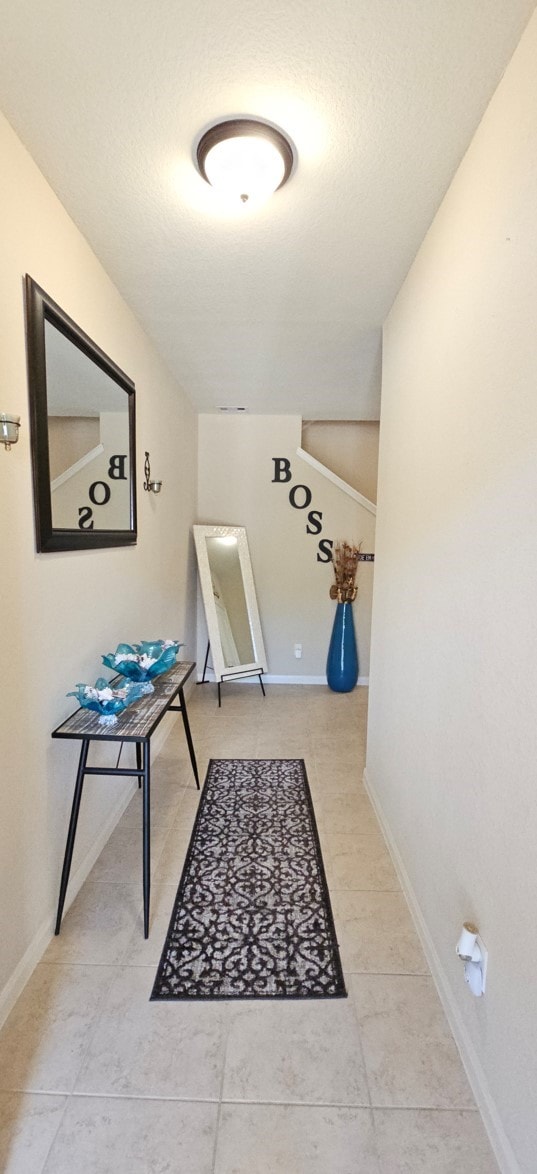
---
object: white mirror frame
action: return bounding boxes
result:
[193,524,267,685]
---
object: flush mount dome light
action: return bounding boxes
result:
[196,119,294,203]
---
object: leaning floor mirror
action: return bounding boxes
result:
[193,525,267,703]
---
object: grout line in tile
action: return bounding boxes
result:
[4,1083,77,1096]
[328,886,402,893]
[34,1091,71,1174]
[342,967,431,977]
[44,1090,221,1103]
[55,964,119,1096]
[39,959,129,969]
[369,1099,481,1111]
[343,970,374,1110]
[208,981,235,1173]
[370,1105,480,1114]
[218,1097,371,1109]
[61,876,144,886]
[211,1097,225,1173]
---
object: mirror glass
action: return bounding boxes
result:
[193,525,267,683]
[25,276,137,552]
[205,535,255,666]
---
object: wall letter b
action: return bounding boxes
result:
[272,457,292,483]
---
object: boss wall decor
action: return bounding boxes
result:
[25,276,137,552]
[271,457,374,565]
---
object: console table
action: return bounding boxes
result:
[52,661,199,938]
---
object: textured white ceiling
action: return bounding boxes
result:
[0,0,534,418]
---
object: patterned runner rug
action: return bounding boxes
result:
[151,758,346,1000]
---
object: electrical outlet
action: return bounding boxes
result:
[294,643,302,659]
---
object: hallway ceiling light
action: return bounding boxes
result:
[196,119,294,203]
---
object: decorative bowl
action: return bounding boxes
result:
[101,640,182,684]
[67,677,148,725]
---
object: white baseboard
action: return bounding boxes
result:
[363,766,520,1174]
[0,716,178,1031]
[266,674,327,685]
[266,674,370,686]
[197,671,369,687]
[0,920,57,1035]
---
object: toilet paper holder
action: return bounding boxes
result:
[456,922,487,997]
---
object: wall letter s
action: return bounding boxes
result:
[316,538,333,563]
[306,509,323,535]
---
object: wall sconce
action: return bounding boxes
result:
[1,414,21,451]
[143,451,162,494]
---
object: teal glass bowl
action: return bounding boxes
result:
[67,677,148,725]
[101,640,182,683]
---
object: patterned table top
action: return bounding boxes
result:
[51,661,195,742]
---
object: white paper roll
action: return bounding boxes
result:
[456,923,478,959]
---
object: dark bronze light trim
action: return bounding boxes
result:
[196,118,294,193]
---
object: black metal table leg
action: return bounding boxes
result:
[55,738,90,935]
[178,686,200,790]
[52,661,198,941]
[142,741,151,938]
[258,674,266,697]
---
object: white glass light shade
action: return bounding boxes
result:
[197,119,294,203]
[204,136,285,201]
[1,413,21,450]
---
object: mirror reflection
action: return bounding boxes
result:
[45,320,131,532]
[206,535,255,666]
[193,524,267,700]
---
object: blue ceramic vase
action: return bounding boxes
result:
[326,601,358,692]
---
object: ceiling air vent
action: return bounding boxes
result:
[219,407,248,413]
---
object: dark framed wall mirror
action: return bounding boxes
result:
[24,275,137,552]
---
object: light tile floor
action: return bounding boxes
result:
[0,685,499,1173]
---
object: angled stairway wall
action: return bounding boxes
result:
[302,419,380,504]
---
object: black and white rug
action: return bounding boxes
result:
[151,759,346,1000]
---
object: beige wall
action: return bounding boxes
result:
[48,415,100,479]
[302,420,380,503]
[366,15,537,1173]
[0,110,197,1015]
[198,415,375,681]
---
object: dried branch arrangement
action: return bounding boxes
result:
[329,540,362,603]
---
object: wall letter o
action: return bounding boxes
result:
[289,484,312,510]
[88,481,111,506]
